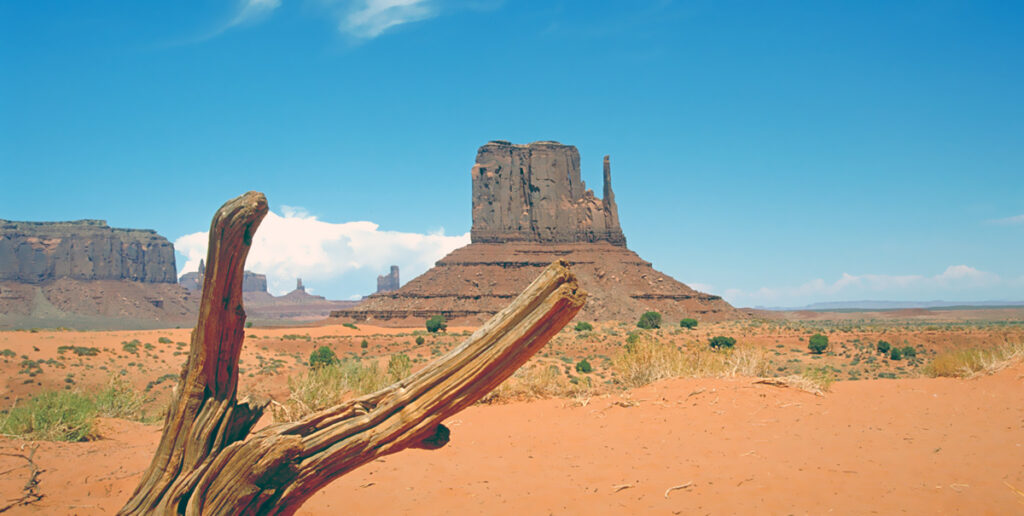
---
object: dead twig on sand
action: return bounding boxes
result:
[612,484,633,493]
[0,448,43,513]
[664,481,693,498]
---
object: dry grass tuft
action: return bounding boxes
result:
[924,342,1024,378]
[479,364,594,404]
[273,356,411,422]
[610,336,770,389]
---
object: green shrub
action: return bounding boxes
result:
[342,322,358,330]
[876,340,891,354]
[679,318,698,329]
[387,353,412,382]
[157,337,173,344]
[808,334,829,354]
[309,346,339,368]
[121,340,140,354]
[0,391,96,441]
[360,339,369,349]
[890,347,903,360]
[426,315,447,333]
[574,321,594,332]
[901,346,916,358]
[636,311,662,329]
[415,336,425,346]
[708,336,736,350]
[575,359,593,374]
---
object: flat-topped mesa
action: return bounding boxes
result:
[0,219,177,284]
[471,141,627,246]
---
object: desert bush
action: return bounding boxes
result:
[122,339,141,354]
[309,346,339,368]
[876,340,891,354]
[636,311,662,329]
[275,359,391,422]
[679,318,698,329]
[889,347,903,360]
[479,364,581,403]
[342,322,358,330]
[0,376,151,441]
[901,346,917,358]
[575,358,593,374]
[574,321,594,332]
[158,337,173,344]
[426,315,447,333]
[93,376,148,421]
[415,335,425,345]
[612,336,768,388]
[708,336,736,350]
[387,353,412,382]
[924,342,1024,378]
[801,366,836,392]
[0,391,96,441]
[360,339,369,349]
[808,334,829,354]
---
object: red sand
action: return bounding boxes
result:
[3,362,1022,514]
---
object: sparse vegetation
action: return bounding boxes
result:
[273,358,392,421]
[636,311,662,329]
[877,340,891,354]
[808,334,829,354]
[679,318,698,329]
[309,346,339,368]
[426,315,447,333]
[574,321,594,332]
[387,353,412,382]
[415,335,425,345]
[708,336,736,350]
[0,376,151,442]
[575,358,593,374]
[924,342,1024,378]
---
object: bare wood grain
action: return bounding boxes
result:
[120,192,586,515]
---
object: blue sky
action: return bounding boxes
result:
[2,0,1022,307]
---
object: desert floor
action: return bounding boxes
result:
[1,318,1023,514]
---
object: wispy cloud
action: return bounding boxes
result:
[228,0,282,28]
[336,0,437,38]
[174,206,469,297]
[990,214,1024,225]
[720,265,1007,307]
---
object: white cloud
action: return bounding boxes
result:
[722,265,1007,307]
[229,0,282,27]
[990,214,1024,225]
[337,0,437,38]
[175,207,469,297]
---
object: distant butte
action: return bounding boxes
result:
[333,141,745,325]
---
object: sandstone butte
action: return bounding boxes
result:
[333,140,746,325]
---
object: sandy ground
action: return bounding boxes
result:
[2,360,1022,514]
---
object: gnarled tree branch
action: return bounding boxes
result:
[120,191,587,515]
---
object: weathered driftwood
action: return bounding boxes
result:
[119,191,587,515]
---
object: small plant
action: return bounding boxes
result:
[808,334,829,354]
[574,321,594,332]
[425,315,447,333]
[679,318,698,329]
[0,390,97,441]
[122,340,141,354]
[636,311,662,329]
[158,337,173,344]
[901,346,916,358]
[342,322,358,330]
[360,340,369,349]
[889,347,903,360]
[708,336,736,350]
[309,346,339,368]
[415,335,425,346]
[575,359,593,374]
[876,340,891,354]
[387,353,412,382]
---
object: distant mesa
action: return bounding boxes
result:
[333,141,744,325]
[0,219,177,284]
[0,219,194,329]
[376,266,400,293]
[179,259,268,293]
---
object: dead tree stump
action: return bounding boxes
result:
[119,191,587,515]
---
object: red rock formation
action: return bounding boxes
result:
[333,141,745,325]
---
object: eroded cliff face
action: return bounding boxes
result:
[471,141,626,246]
[0,220,177,284]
